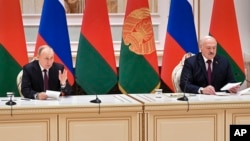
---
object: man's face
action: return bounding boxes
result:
[200,38,217,60]
[38,49,54,69]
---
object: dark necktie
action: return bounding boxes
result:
[43,69,48,91]
[207,60,212,84]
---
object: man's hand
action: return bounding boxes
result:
[59,69,67,85]
[37,92,48,100]
[202,85,216,95]
[228,85,240,93]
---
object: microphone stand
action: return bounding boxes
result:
[90,95,101,103]
[177,93,188,101]
[177,73,190,112]
[6,92,16,106]
[177,73,189,101]
[90,94,101,114]
[5,92,16,116]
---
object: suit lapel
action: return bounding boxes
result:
[34,61,44,91]
[211,56,220,84]
[197,54,208,82]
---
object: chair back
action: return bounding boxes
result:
[172,53,194,93]
[16,70,24,97]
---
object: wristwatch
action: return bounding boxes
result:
[35,93,39,99]
[61,83,66,89]
[199,87,204,94]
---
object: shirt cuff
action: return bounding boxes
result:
[198,87,204,94]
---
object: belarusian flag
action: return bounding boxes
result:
[209,0,245,82]
[161,0,199,92]
[118,0,160,94]
[75,0,117,94]
[0,0,28,97]
[35,0,74,85]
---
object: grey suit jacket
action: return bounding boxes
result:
[180,53,236,93]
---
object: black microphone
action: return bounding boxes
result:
[86,86,102,103]
[90,95,101,103]
[88,89,101,114]
[90,94,101,114]
[177,73,189,101]
[5,92,16,117]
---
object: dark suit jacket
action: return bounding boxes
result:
[180,53,236,93]
[21,60,72,99]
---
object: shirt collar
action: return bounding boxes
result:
[202,55,213,63]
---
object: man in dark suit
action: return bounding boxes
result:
[180,36,240,95]
[21,45,72,99]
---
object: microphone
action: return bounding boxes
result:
[90,95,101,103]
[86,87,102,103]
[5,92,16,117]
[90,94,101,114]
[88,88,101,114]
[177,73,189,101]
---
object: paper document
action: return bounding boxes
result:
[46,90,61,99]
[237,87,250,95]
[220,82,241,91]
[215,92,230,96]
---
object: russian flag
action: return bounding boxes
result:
[35,0,74,85]
[161,0,199,92]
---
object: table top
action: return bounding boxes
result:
[0,94,142,109]
[129,93,250,110]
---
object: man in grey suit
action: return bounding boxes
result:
[21,45,72,99]
[180,35,240,95]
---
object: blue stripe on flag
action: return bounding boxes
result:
[167,0,199,53]
[39,0,74,74]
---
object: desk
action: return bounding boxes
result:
[130,93,250,141]
[1,94,250,141]
[0,95,143,141]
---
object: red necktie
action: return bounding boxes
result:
[207,60,212,84]
[43,69,48,91]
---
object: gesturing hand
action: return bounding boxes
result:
[59,69,67,85]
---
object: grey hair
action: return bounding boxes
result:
[37,45,54,56]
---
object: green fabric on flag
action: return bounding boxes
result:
[0,44,22,97]
[75,35,117,94]
[119,40,160,94]
[216,43,245,82]
[209,0,245,83]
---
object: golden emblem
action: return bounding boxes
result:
[123,8,155,55]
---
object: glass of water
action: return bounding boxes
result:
[7,92,14,99]
[155,89,163,98]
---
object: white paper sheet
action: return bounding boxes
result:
[215,92,231,96]
[220,82,241,91]
[46,90,60,99]
[237,87,250,95]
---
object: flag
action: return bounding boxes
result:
[161,0,199,92]
[209,0,245,82]
[35,0,74,85]
[118,0,160,94]
[75,0,117,94]
[0,0,28,97]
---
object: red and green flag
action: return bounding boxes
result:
[0,0,28,97]
[75,0,117,94]
[209,0,245,82]
[118,0,160,94]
